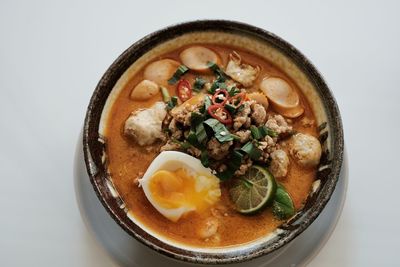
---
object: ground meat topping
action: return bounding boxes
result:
[234,130,251,143]
[207,138,233,160]
[233,101,252,130]
[265,114,293,136]
[250,102,267,125]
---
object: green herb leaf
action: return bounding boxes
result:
[200,150,210,167]
[216,150,244,180]
[227,86,240,96]
[195,123,208,145]
[203,118,234,143]
[241,141,262,160]
[168,65,189,85]
[193,77,206,92]
[224,103,236,114]
[272,184,295,220]
[166,96,178,110]
[259,125,278,138]
[200,95,212,115]
[208,81,227,94]
[190,112,204,128]
[216,168,235,180]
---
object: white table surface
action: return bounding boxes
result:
[1,1,399,266]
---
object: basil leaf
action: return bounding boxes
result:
[200,95,212,115]
[200,150,210,167]
[187,131,201,148]
[195,123,208,145]
[241,141,262,160]
[168,65,189,85]
[272,184,295,220]
[190,112,204,128]
[203,118,234,143]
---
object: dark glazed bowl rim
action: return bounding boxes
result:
[83,20,344,264]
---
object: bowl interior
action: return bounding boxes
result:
[83,20,343,264]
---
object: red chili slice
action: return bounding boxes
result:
[177,79,192,102]
[207,104,233,125]
[212,89,229,106]
[228,92,246,108]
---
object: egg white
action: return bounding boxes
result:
[139,151,220,222]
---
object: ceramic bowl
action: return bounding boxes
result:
[82,20,344,264]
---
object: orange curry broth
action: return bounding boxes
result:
[104,44,318,247]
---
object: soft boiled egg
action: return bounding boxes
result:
[139,151,221,222]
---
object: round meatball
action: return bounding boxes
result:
[270,149,289,178]
[290,133,322,167]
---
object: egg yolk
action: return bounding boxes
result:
[148,168,221,213]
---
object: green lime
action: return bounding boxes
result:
[229,165,277,214]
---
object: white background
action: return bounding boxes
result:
[1,0,399,266]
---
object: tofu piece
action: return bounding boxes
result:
[124,102,167,146]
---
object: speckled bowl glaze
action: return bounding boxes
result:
[83,20,344,264]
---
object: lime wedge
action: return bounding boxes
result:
[229,165,277,214]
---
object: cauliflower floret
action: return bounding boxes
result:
[290,133,322,167]
[269,150,290,178]
[225,51,260,87]
[124,102,167,146]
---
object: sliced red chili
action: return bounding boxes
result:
[228,92,246,108]
[207,104,233,125]
[177,79,192,102]
[212,89,229,106]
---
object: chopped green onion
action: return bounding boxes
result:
[193,77,206,92]
[224,103,236,114]
[207,61,227,82]
[231,134,241,141]
[259,126,278,137]
[227,86,240,96]
[208,81,227,94]
[160,86,170,102]
[250,125,262,140]
[166,96,178,110]
[203,118,234,143]
[241,141,262,160]
[190,112,204,127]
[168,65,189,85]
